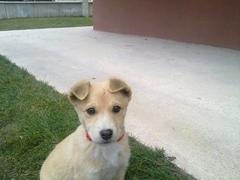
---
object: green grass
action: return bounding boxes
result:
[0,55,194,180]
[0,16,92,31]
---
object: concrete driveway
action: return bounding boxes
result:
[0,27,240,179]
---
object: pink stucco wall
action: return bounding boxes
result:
[93,0,240,49]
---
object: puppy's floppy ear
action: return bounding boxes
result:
[109,78,132,99]
[69,80,90,103]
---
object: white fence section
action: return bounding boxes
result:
[0,1,93,19]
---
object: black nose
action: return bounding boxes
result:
[100,129,113,140]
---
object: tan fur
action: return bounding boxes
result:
[40,78,132,180]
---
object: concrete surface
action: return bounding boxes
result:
[0,27,240,179]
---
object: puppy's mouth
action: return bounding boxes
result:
[99,140,113,145]
[86,131,125,144]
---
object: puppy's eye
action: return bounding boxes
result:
[112,105,121,113]
[86,107,96,115]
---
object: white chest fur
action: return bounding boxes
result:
[74,142,129,180]
[92,143,123,166]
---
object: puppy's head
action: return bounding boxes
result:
[69,78,132,144]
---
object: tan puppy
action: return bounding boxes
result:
[40,78,132,180]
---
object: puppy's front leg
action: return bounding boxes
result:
[113,167,127,180]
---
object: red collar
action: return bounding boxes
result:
[86,132,92,141]
[86,132,125,143]
[117,133,125,142]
